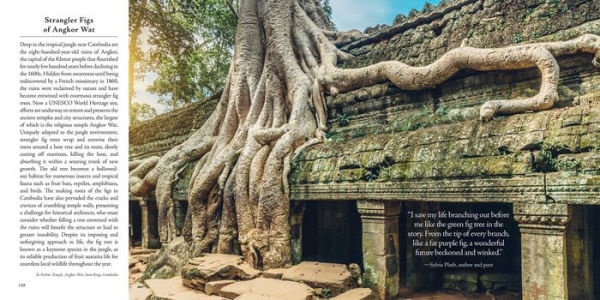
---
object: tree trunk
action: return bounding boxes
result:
[130,0,600,270]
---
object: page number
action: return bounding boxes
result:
[18,283,26,288]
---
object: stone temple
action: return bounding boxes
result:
[129,0,600,299]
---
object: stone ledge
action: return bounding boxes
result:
[290,175,600,204]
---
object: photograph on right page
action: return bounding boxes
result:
[127,0,600,299]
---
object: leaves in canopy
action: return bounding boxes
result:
[130,0,236,111]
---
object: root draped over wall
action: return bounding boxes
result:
[130,0,600,271]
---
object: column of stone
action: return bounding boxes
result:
[140,197,161,249]
[513,203,570,300]
[357,200,401,299]
[139,199,150,249]
[290,201,306,264]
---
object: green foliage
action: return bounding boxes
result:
[525,8,535,19]
[321,0,335,29]
[535,141,569,172]
[494,146,511,156]
[435,105,450,116]
[290,150,306,171]
[130,0,236,112]
[536,144,557,172]
[548,0,560,5]
[467,28,474,38]
[336,113,349,126]
[513,33,523,44]
[364,170,377,182]
[130,102,158,124]
[350,127,366,138]
[556,158,581,172]
[325,131,344,143]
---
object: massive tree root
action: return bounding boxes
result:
[130,0,600,270]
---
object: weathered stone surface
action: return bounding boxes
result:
[514,203,571,299]
[130,272,144,285]
[219,278,314,300]
[130,257,141,268]
[281,261,357,296]
[330,288,377,300]
[131,248,159,256]
[169,291,227,300]
[130,282,152,300]
[357,201,401,299]
[146,276,200,299]
[233,293,277,300]
[181,254,261,290]
[130,0,600,207]
[261,268,286,279]
[132,262,147,274]
[205,280,236,296]
[442,272,479,292]
[479,273,520,291]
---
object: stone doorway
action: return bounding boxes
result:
[592,205,600,300]
[129,201,143,247]
[174,200,188,235]
[301,201,363,268]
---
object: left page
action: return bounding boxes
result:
[0,1,129,299]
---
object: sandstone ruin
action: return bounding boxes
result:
[129,0,600,299]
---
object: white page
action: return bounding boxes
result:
[0,1,128,299]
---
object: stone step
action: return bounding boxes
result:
[169,291,228,300]
[129,257,141,268]
[281,261,357,296]
[131,262,147,274]
[330,288,377,300]
[129,282,152,300]
[218,278,314,300]
[181,254,261,291]
[205,280,236,295]
[130,248,158,255]
[146,276,206,299]
[261,268,286,279]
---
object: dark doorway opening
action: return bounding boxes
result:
[568,204,599,300]
[146,200,161,249]
[175,200,188,235]
[302,201,363,268]
[129,201,142,246]
[593,205,600,300]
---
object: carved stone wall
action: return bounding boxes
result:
[128,1,600,205]
[343,0,600,68]
[129,94,219,160]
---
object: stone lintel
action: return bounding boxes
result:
[513,203,571,300]
[513,202,570,234]
[357,200,401,300]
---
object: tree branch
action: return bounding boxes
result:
[225,0,237,19]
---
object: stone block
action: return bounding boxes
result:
[145,276,201,299]
[281,261,357,296]
[169,291,227,300]
[181,254,261,290]
[129,282,152,300]
[262,268,287,279]
[205,280,236,296]
[218,278,314,300]
[330,288,378,300]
